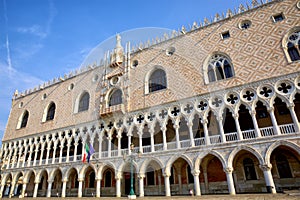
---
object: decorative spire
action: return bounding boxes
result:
[110,34,124,68]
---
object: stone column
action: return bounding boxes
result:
[251,111,262,137]
[288,105,300,132]
[81,142,85,161]
[96,178,101,198]
[46,181,53,197]
[52,146,57,164]
[128,133,132,155]
[16,147,22,168]
[202,119,211,145]
[6,148,12,169]
[217,117,226,143]
[98,137,102,158]
[117,132,122,156]
[61,180,67,198]
[21,182,27,197]
[66,143,70,162]
[174,124,180,149]
[59,144,63,163]
[150,128,155,152]
[164,174,171,196]
[233,114,243,140]
[11,147,18,168]
[260,164,276,194]
[187,122,195,147]
[45,146,50,165]
[138,174,145,197]
[268,107,281,135]
[138,129,143,153]
[33,182,39,198]
[39,144,45,165]
[0,184,5,198]
[23,146,28,168]
[108,136,112,157]
[161,127,167,150]
[193,170,201,196]
[33,147,39,166]
[224,167,236,195]
[73,142,78,161]
[116,175,121,197]
[78,178,83,197]
[9,181,16,198]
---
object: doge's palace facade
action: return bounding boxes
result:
[1,0,300,198]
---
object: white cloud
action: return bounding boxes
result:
[17,25,47,38]
[16,0,57,39]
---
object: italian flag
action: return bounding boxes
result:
[82,143,95,163]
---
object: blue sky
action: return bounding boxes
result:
[0,0,249,143]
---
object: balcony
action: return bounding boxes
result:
[5,123,297,169]
[100,104,124,116]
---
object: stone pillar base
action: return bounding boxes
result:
[128,194,136,199]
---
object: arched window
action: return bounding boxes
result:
[243,158,257,180]
[78,92,90,112]
[149,69,167,93]
[285,30,300,62]
[20,110,29,128]
[46,103,56,121]
[206,54,234,83]
[276,154,292,178]
[109,89,122,106]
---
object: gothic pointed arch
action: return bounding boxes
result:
[145,66,167,94]
[107,88,123,106]
[75,91,90,113]
[17,110,29,129]
[42,102,56,122]
[282,26,300,62]
[204,52,234,84]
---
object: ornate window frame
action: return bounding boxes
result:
[74,91,90,113]
[106,88,123,107]
[203,52,234,84]
[42,102,56,122]
[145,66,167,94]
[282,26,300,63]
[16,110,29,129]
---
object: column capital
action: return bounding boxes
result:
[217,116,223,121]
[260,164,272,171]
[78,178,84,182]
[201,119,208,124]
[187,121,193,127]
[115,174,122,180]
[163,172,171,177]
[192,169,200,176]
[138,174,145,179]
[232,113,239,118]
[173,124,180,129]
[250,110,256,116]
[161,126,167,132]
[267,107,274,112]
[223,167,234,174]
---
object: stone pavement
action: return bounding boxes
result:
[16,194,300,200]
